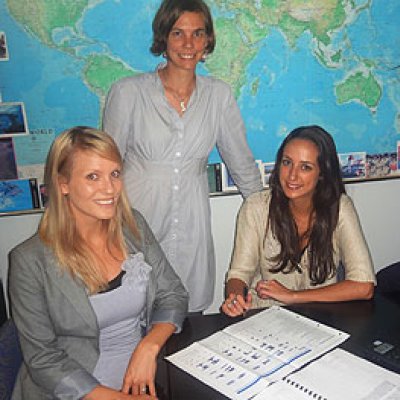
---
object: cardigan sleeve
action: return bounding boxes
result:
[336,195,376,283]
[226,192,268,285]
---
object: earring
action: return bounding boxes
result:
[201,52,207,62]
[162,51,167,59]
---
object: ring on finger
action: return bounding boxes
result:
[141,387,147,394]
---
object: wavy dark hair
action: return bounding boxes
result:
[150,0,215,57]
[267,125,346,284]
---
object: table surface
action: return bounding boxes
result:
[163,294,400,400]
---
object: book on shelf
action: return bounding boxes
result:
[0,178,40,213]
[166,306,349,400]
[207,163,223,193]
[221,160,264,193]
[221,162,237,192]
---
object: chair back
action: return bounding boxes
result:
[0,319,22,400]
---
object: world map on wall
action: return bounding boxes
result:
[1,0,399,164]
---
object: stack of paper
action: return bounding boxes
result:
[166,306,349,400]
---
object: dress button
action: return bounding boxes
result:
[173,185,179,190]
[174,218,179,223]
[175,151,181,157]
[171,234,177,239]
[174,168,179,174]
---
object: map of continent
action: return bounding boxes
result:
[1,0,399,163]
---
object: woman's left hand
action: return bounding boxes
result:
[121,339,158,396]
[256,279,295,304]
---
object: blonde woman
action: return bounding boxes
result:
[9,127,188,399]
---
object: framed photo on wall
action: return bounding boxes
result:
[0,102,29,137]
[0,178,39,214]
[338,152,366,180]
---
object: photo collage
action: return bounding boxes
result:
[208,144,400,195]
[0,31,53,214]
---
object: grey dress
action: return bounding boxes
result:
[103,69,263,311]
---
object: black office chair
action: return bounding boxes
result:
[0,319,22,400]
[0,282,7,328]
[376,261,400,305]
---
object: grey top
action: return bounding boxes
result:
[103,69,263,311]
[90,253,150,390]
[9,209,188,400]
[227,190,376,308]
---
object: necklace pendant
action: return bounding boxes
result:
[179,100,186,113]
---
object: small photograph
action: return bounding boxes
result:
[0,137,18,180]
[366,152,397,178]
[262,162,275,187]
[0,32,8,61]
[0,102,29,137]
[0,178,40,214]
[338,152,366,179]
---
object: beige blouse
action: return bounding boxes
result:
[226,190,376,308]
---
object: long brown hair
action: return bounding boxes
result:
[39,126,138,293]
[268,125,345,284]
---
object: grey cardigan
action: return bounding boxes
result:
[9,209,188,400]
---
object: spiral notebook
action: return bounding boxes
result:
[253,348,400,400]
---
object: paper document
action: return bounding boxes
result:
[166,306,349,400]
[254,348,400,400]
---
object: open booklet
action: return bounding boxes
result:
[166,306,349,400]
[254,348,400,400]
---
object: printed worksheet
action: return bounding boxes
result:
[166,306,350,400]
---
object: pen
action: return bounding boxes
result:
[242,286,248,318]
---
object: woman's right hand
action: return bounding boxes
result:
[222,279,252,317]
[84,385,158,399]
[221,291,252,317]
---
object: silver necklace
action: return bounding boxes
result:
[165,86,190,113]
[171,92,187,113]
[160,71,194,114]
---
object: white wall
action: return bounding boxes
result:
[0,179,399,315]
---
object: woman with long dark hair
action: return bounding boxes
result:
[222,125,375,316]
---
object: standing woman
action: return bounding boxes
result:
[9,127,188,399]
[222,125,375,316]
[103,0,262,312]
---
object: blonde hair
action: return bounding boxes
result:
[39,126,139,293]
